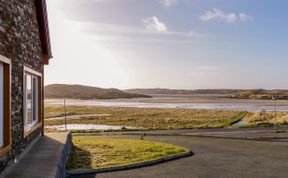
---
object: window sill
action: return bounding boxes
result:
[24,122,42,138]
[0,145,11,157]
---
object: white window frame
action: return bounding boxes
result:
[23,66,42,136]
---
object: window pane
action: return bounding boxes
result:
[0,63,3,147]
[33,77,38,123]
[26,75,32,128]
[24,72,40,131]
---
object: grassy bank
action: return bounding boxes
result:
[242,111,288,127]
[67,137,189,170]
[45,106,246,130]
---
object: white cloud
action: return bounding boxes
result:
[199,8,237,23]
[199,8,253,23]
[159,0,177,7]
[239,13,253,22]
[143,16,167,32]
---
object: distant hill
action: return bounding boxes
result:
[45,85,288,100]
[230,89,288,100]
[45,84,151,99]
[125,88,241,95]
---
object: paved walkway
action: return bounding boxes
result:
[6,133,70,178]
[71,134,288,178]
[114,127,288,141]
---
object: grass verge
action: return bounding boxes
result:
[222,112,248,127]
[67,136,189,170]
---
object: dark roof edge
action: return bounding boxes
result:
[36,0,52,65]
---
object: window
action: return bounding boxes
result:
[23,67,42,136]
[0,63,4,147]
[0,55,11,156]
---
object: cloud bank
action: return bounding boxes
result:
[199,8,253,23]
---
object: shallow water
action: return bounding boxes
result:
[45,124,138,131]
[232,120,248,126]
[45,98,288,112]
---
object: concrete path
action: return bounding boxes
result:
[111,127,288,141]
[6,133,70,178]
[120,127,288,134]
[71,134,288,178]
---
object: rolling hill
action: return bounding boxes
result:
[125,88,241,95]
[44,84,151,99]
[230,89,288,100]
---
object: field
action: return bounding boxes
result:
[67,137,189,170]
[45,106,246,130]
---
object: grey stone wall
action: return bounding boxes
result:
[56,133,72,178]
[0,0,44,172]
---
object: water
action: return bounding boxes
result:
[45,124,138,131]
[45,98,288,112]
[232,120,248,126]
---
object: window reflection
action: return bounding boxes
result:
[0,63,3,147]
[26,75,32,128]
[25,74,39,131]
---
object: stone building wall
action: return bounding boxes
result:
[0,0,44,172]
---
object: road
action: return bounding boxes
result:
[70,133,288,178]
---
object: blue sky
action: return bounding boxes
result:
[45,0,288,89]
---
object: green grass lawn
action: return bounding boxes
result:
[45,106,246,129]
[67,137,189,170]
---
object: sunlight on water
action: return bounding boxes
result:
[45,99,288,112]
[45,124,138,131]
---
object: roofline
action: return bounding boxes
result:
[36,0,52,65]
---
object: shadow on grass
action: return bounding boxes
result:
[67,145,93,171]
